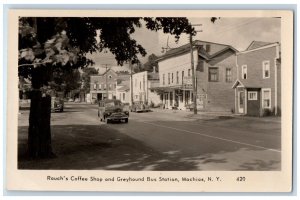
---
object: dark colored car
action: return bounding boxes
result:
[130,101,150,113]
[98,99,129,123]
[51,97,64,112]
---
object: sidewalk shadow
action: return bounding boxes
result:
[18,124,280,171]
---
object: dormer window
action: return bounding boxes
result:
[242,65,247,79]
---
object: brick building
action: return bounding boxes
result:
[90,69,130,103]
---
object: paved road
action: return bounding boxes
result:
[18,103,281,170]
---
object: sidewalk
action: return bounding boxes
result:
[151,108,281,123]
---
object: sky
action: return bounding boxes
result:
[88,17,281,73]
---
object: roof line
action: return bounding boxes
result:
[238,42,280,54]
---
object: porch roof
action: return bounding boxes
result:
[232,79,262,89]
[151,85,193,93]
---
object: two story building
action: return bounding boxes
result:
[232,41,281,116]
[130,70,160,106]
[156,40,237,112]
[90,69,130,103]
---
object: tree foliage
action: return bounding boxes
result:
[142,54,159,72]
[81,67,99,93]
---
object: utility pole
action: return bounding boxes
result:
[189,24,202,115]
[102,64,110,100]
[189,33,197,114]
[130,61,134,106]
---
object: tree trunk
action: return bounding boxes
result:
[27,65,54,159]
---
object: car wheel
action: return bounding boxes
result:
[124,119,128,123]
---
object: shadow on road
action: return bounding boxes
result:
[18,123,280,171]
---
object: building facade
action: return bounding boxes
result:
[130,71,160,106]
[156,40,237,112]
[116,80,130,104]
[232,41,281,116]
[90,69,130,103]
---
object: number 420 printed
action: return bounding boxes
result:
[236,177,246,181]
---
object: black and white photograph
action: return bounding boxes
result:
[6,9,293,192]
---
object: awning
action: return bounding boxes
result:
[151,85,193,93]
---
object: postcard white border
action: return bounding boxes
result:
[6,9,293,192]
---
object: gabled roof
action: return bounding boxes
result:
[246,41,274,51]
[117,85,130,92]
[232,79,262,89]
[156,40,238,62]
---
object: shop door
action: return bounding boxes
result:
[238,91,245,113]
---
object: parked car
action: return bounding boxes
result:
[98,99,129,123]
[51,97,64,112]
[130,101,150,112]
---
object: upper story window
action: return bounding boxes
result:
[171,73,174,83]
[168,73,170,85]
[99,84,102,90]
[209,67,218,82]
[109,84,112,90]
[225,68,232,82]
[176,71,179,84]
[182,71,184,84]
[93,83,97,90]
[188,69,191,77]
[123,93,125,101]
[242,65,247,79]
[104,84,106,89]
[163,74,165,85]
[263,60,270,79]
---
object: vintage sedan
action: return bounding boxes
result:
[98,99,129,123]
[130,101,150,113]
[51,97,64,112]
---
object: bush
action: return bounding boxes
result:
[262,108,272,117]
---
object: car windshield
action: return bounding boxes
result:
[106,101,122,107]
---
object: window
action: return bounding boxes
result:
[188,69,191,77]
[209,67,218,82]
[163,74,165,85]
[172,73,174,83]
[176,71,179,84]
[225,68,232,82]
[108,75,112,79]
[262,89,271,108]
[248,91,257,100]
[104,84,106,89]
[182,71,184,83]
[242,65,247,79]
[99,84,102,90]
[123,93,125,101]
[168,73,170,84]
[143,75,145,91]
[263,61,270,78]
[109,84,112,90]
[197,60,204,72]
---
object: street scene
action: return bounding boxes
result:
[18,102,281,170]
[17,16,282,171]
